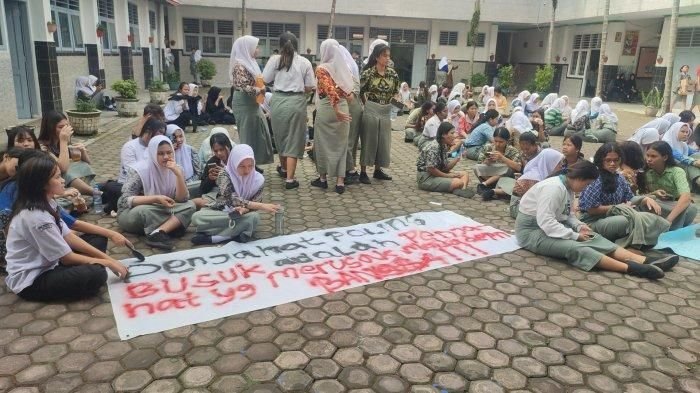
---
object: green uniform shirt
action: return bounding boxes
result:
[644,166,690,199]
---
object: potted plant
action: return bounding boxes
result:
[497,65,514,95]
[641,88,663,117]
[164,69,180,90]
[47,21,57,33]
[149,80,170,104]
[96,24,105,38]
[197,59,217,87]
[66,99,101,136]
[111,79,139,117]
[470,73,487,91]
[532,64,555,95]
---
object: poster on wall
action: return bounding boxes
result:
[623,31,639,56]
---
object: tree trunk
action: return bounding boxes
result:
[328,0,337,38]
[545,1,556,66]
[595,0,610,97]
[241,0,247,35]
[469,0,481,78]
[662,0,680,112]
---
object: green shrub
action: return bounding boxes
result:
[163,69,179,83]
[532,65,554,94]
[111,79,138,99]
[641,87,663,108]
[470,73,487,88]
[497,65,514,91]
[149,80,167,92]
[197,59,217,80]
[75,98,98,112]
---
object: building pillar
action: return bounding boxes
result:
[29,0,62,112]
[114,0,132,81]
[79,0,104,85]
[119,46,134,80]
[138,1,152,88]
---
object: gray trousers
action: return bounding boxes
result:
[583,128,617,143]
[118,201,196,234]
[192,209,260,238]
[656,201,698,230]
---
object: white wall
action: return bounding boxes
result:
[657,15,700,69]
[57,56,91,110]
[0,54,20,130]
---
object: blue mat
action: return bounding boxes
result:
[653,224,700,261]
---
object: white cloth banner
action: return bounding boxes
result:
[108,211,520,339]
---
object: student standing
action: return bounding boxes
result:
[5,155,128,301]
[360,43,400,184]
[230,35,274,169]
[263,32,316,189]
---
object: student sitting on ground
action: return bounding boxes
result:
[196,133,233,209]
[131,104,166,139]
[191,144,280,245]
[186,84,209,129]
[415,102,448,150]
[199,127,236,167]
[618,141,646,193]
[462,101,480,134]
[447,100,468,139]
[539,93,558,110]
[7,126,40,150]
[563,100,591,138]
[584,103,618,143]
[661,122,700,191]
[5,154,128,302]
[493,87,508,115]
[515,160,678,280]
[166,125,203,196]
[518,132,542,167]
[589,97,603,120]
[475,127,522,201]
[75,75,115,110]
[415,122,473,198]
[511,90,531,112]
[628,118,668,151]
[38,111,96,197]
[524,93,540,116]
[117,136,196,251]
[462,109,500,160]
[642,141,698,230]
[579,143,670,249]
[404,101,434,143]
[508,148,564,218]
[204,86,236,125]
[164,83,194,132]
[545,98,566,136]
[559,135,586,174]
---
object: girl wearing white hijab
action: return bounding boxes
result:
[507,148,565,218]
[447,99,467,138]
[448,83,466,103]
[584,103,618,143]
[199,127,236,166]
[166,124,202,188]
[524,93,540,115]
[230,35,274,167]
[75,75,113,110]
[628,128,661,149]
[589,97,603,120]
[185,83,208,131]
[364,39,389,66]
[117,136,196,251]
[312,39,354,194]
[478,85,490,105]
[564,100,591,138]
[660,113,681,130]
[539,93,558,110]
[560,95,573,121]
[630,118,671,144]
[545,98,567,136]
[429,85,439,102]
[191,144,280,245]
[511,90,531,111]
[661,122,700,188]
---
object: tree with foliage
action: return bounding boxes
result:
[469,0,481,78]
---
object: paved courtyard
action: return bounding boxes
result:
[0,100,699,393]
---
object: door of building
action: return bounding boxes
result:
[391,44,414,86]
[6,0,37,118]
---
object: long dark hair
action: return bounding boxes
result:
[210,133,233,151]
[493,127,511,141]
[647,141,677,168]
[593,143,623,194]
[564,135,585,159]
[619,141,644,170]
[277,32,298,72]
[10,155,62,232]
[0,149,46,191]
[436,122,455,170]
[38,110,67,147]
[143,103,165,120]
[473,109,499,129]
[363,43,389,71]
[141,118,166,139]
[420,101,434,116]
[566,161,599,181]
[7,126,40,150]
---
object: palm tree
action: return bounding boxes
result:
[545,0,558,66]
[469,0,481,78]
[595,0,610,97]
[328,0,337,38]
[662,0,681,112]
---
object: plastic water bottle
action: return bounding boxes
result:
[93,184,103,214]
[274,206,285,236]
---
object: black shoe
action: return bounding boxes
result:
[359,172,371,184]
[311,178,328,189]
[276,166,287,178]
[255,166,264,174]
[345,171,359,184]
[168,226,187,238]
[191,233,213,245]
[335,185,345,194]
[645,254,680,272]
[232,233,254,243]
[476,183,488,195]
[626,262,664,279]
[373,170,392,180]
[145,231,175,251]
[285,180,299,189]
[404,138,413,143]
[482,189,495,201]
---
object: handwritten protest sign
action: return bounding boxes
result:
[108,211,520,339]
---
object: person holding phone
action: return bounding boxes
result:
[194,133,233,209]
[516,160,678,279]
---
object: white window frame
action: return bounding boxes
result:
[252,22,301,59]
[127,2,140,52]
[466,32,486,48]
[183,18,234,56]
[677,27,700,48]
[439,31,458,46]
[316,25,363,57]
[568,33,601,78]
[98,0,117,53]
[50,0,83,52]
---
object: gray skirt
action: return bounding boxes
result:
[118,201,197,235]
[515,213,618,271]
[231,90,274,165]
[271,92,307,158]
[192,209,260,238]
[346,96,364,170]
[314,97,350,177]
[360,100,392,168]
[417,172,452,193]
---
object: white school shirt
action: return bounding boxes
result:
[164,97,188,121]
[422,115,441,138]
[262,54,316,93]
[517,176,584,240]
[118,138,148,183]
[5,202,73,293]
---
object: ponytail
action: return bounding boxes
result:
[277,32,298,72]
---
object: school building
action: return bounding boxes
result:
[1,0,700,130]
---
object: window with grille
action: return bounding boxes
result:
[252,22,301,39]
[183,18,235,55]
[466,33,486,47]
[677,28,700,47]
[50,0,83,51]
[97,0,117,52]
[439,31,458,46]
[369,28,428,44]
[149,10,156,31]
[127,2,140,51]
[317,25,364,54]
[568,34,600,77]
